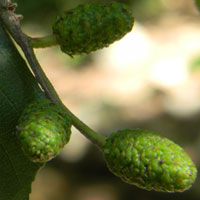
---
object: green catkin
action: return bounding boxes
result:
[103,129,197,192]
[17,99,72,163]
[52,2,134,56]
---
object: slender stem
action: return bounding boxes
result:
[0,0,106,149]
[61,104,106,148]
[29,34,58,48]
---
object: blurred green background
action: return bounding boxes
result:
[14,0,176,27]
[13,0,200,200]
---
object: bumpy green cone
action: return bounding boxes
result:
[52,2,134,56]
[17,99,72,163]
[103,129,197,192]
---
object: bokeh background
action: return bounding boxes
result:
[14,0,200,199]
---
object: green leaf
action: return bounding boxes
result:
[0,23,45,200]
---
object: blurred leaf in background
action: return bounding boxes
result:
[118,0,164,21]
[15,0,63,26]
[195,0,200,11]
[14,0,100,27]
[14,0,165,26]
[189,56,200,72]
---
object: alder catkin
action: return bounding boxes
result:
[103,129,197,192]
[17,99,72,163]
[52,2,134,56]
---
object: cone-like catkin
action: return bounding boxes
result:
[17,99,72,162]
[103,129,197,192]
[52,2,134,56]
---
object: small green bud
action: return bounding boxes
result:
[17,99,72,163]
[52,2,134,56]
[103,129,197,192]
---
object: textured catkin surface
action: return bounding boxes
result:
[103,129,197,192]
[52,2,134,56]
[17,99,72,162]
